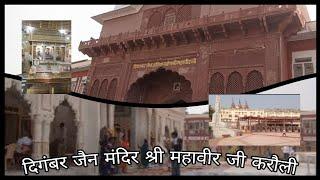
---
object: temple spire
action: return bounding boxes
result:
[231,98,236,108]
[238,99,242,108]
[245,100,249,109]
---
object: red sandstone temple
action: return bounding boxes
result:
[79,5,312,104]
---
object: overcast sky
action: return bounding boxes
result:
[5,5,316,75]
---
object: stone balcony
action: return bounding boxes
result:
[79,5,306,57]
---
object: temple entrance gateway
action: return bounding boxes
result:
[125,68,193,104]
[49,99,77,157]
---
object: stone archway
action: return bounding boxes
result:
[125,68,193,104]
[5,84,32,146]
[150,109,157,147]
[114,105,133,149]
[49,99,77,157]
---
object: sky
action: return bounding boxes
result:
[4,5,316,75]
[208,95,300,109]
[187,77,316,114]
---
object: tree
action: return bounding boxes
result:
[209,106,215,119]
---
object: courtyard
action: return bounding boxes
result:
[211,132,300,146]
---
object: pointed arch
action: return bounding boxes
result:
[90,79,100,97]
[226,71,243,94]
[245,70,264,92]
[209,72,224,94]
[98,79,108,98]
[147,11,162,29]
[106,78,118,100]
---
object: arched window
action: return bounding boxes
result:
[245,70,263,92]
[98,79,108,98]
[226,72,243,94]
[209,73,224,94]
[164,8,176,25]
[147,11,162,29]
[90,80,100,97]
[176,6,192,23]
[106,79,118,100]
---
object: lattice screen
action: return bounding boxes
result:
[209,73,224,94]
[226,72,243,94]
[176,6,192,23]
[245,70,263,92]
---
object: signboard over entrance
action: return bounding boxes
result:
[132,58,197,69]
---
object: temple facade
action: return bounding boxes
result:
[79,5,310,103]
[71,59,91,94]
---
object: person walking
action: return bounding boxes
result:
[120,134,130,173]
[171,131,183,176]
[140,139,149,168]
[99,129,114,176]
[164,136,171,171]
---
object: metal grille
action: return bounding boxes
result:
[98,79,108,98]
[147,11,163,29]
[176,6,192,23]
[245,70,263,92]
[106,79,118,100]
[209,73,224,94]
[226,72,243,94]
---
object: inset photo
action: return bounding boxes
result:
[208,94,301,146]
[22,20,71,94]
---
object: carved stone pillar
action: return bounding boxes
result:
[130,108,137,150]
[147,109,152,145]
[76,120,84,150]
[100,104,107,128]
[32,114,43,159]
[41,114,53,157]
[107,105,115,129]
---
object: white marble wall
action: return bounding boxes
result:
[5,77,186,173]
